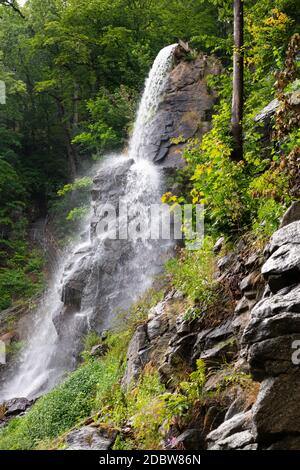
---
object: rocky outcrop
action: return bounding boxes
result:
[0,397,33,428]
[149,54,222,170]
[242,220,300,449]
[65,426,117,450]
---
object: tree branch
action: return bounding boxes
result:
[0,0,25,19]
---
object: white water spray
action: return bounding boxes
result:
[0,44,177,400]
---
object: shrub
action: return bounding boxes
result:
[165,237,218,308]
[0,332,129,450]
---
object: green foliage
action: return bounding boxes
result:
[0,331,129,450]
[166,237,218,308]
[252,199,286,242]
[74,86,138,156]
[83,331,102,351]
[0,245,44,310]
[50,177,92,241]
[162,359,207,418]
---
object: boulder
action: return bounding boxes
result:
[151,54,221,169]
[250,285,300,320]
[90,344,109,357]
[247,335,300,380]
[65,426,116,450]
[262,243,300,292]
[243,312,300,344]
[207,411,254,448]
[209,430,254,450]
[122,325,150,388]
[1,397,32,418]
[172,429,204,450]
[280,201,300,228]
[213,237,225,254]
[253,373,300,439]
[266,221,300,256]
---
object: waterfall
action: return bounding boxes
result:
[0,44,177,401]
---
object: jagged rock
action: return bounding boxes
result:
[234,297,250,315]
[209,430,254,450]
[253,372,300,439]
[147,315,169,341]
[90,344,109,357]
[267,435,300,450]
[65,426,116,450]
[207,411,254,448]
[266,221,300,256]
[168,333,197,367]
[245,253,261,270]
[254,99,278,122]
[1,397,32,418]
[172,429,204,450]
[122,325,149,388]
[250,285,300,320]
[200,337,237,365]
[243,312,300,345]
[247,335,300,380]
[280,201,300,228]
[192,320,234,362]
[217,253,236,272]
[152,55,221,169]
[224,397,246,422]
[239,272,261,293]
[262,243,300,293]
[213,237,225,254]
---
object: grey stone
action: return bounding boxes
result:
[65,426,116,450]
[234,297,250,315]
[267,221,300,256]
[217,253,236,272]
[250,285,300,320]
[239,272,260,293]
[243,312,300,344]
[207,411,253,444]
[2,397,32,417]
[247,335,300,380]
[209,430,254,450]
[262,243,300,279]
[172,429,203,450]
[90,344,109,357]
[200,337,237,365]
[254,99,278,122]
[122,325,149,388]
[253,373,300,439]
[225,396,248,421]
[147,315,169,341]
[213,237,225,254]
[280,201,300,228]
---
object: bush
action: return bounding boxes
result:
[0,332,129,450]
[165,237,218,308]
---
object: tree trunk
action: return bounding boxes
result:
[231,0,244,161]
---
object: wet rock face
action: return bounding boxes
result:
[148,54,221,169]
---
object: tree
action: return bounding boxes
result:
[0,0,24,17]
[231,0,244,161]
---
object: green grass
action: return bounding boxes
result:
[0,332,129,450]
[166,237,218,307]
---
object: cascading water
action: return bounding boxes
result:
[0,44,177,400]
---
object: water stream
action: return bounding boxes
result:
[0,44,177,400]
